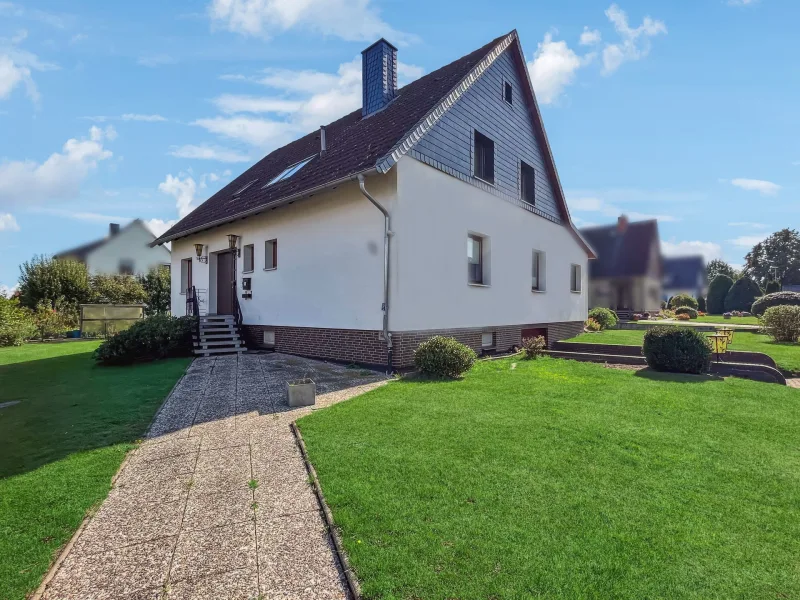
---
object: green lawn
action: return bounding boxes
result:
[0,341,190,600]
[298,358,800,600]
[694,315,759,325]
[567,329,800,374]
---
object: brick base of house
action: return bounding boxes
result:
[241,321,584,370]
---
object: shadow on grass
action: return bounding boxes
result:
[634,368,724,384]
[0,351,188,479]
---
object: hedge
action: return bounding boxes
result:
[751,292,800,317]
[707,274,734,314]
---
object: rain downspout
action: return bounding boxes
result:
[357,173,393,372]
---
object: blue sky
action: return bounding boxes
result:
[1,0,798,293]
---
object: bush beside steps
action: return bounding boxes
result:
[642,325,712,375]
[94,315,194,365]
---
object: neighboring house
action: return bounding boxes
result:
[56,220,171,275]
[783,284,800,293]
[662,255,707,301]
[581,217,662,316]
[152,31,595,369]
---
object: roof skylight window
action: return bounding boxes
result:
[234,180,258,196]
[263,155,316,188]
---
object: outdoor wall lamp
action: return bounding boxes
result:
[227,234,241,256]
[194,243,208,263]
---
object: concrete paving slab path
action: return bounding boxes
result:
[40,353,387,600]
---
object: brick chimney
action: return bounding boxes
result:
[617,215,629,234]
[109,223,120,236]
[362,38,397,118]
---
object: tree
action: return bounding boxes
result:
[138,266,172,316]
[724,276,762,312]
[697,296,707,312]
[18,256,91,311]
[706,259,739,282]
[32,297,78,340]
[90,274,147,304]
[743,228,800,289]
[707,274,734,314]
[0,296,35,346]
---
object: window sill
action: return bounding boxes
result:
[243,270,254,274]
[571,290,582,294]
[531,288,546,294]
[468,282,490,288]
[263,267,277,272]
[474,176,495,187]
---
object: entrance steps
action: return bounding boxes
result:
[193,315,245,357]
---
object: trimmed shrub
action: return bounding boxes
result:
[760,305,800,342]
[751,292,800,317]
[585,318,602,332]
[643,326,712,374]
[675,306,698,319]
[0,297,36,347]
[94,315,194,365]
[697,296,707,313]
[588,307,617,330]
[724,277,762,312]
[668,294,698,310]
[521,335,547,359]
[707,275,734,314]
[765,280,781,294]
[413,336,477,378]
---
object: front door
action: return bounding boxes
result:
[216,251,235,315]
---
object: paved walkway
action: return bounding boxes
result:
[41,353,386,600]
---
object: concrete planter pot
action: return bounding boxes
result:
[287,379,316,407]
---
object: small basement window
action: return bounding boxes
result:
[473,131,495,184]
[521,161,536,205]
[481,332,495,348]
[264,239,277,270]
[243,244,254,272]
[263,155,316,188]
[504,81,513,105]
[571,264,582,293]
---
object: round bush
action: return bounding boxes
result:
[94,315,194,365]
[588,307,617,330]
[675,306,698,319]
[751,292,800,317]
[707,275,734,314]
[724,276,762,312]
[413,336,477,378]
[760,305,800,342]
[642,326,712,374]
[668,294,698,310]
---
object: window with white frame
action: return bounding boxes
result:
[243,244,254,272]
[180,258,192,294]
[570,264,582,293]
[467,234,485,284]
[264,239,277,270]
[532,250,546,291]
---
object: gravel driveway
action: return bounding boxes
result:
[40,353,386,600]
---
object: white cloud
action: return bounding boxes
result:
[662,240,722,263]
[159,173,198,219]
[31,207,131,223]
[195,56,422,150]
[0,212,19,231]
[728,0,758,5]
[728,221,769,228]
[527,33,593,105]
[0,32,58,104]
[729,178,781,195]
[730,234,769,248]
[137,54,177,68]
[208,0,415,44]
[602,4,667,75]
[0,283,18,298]
[580,27,602,46]
[0,3,68,29]
[144,218,177,238]
[569,194,678,222]
[169,144,251,163]
[0,127,113,210]
[121,113,168,122]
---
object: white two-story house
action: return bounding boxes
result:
[152,31,595,369]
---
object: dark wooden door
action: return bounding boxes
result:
[216,251,234,315]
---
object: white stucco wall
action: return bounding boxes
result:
[169,173,396,330]
[389,156,589,330]
[86,222,171,275]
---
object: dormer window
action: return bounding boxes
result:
[263,155,316,188]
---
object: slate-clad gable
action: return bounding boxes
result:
[411,49,562,223]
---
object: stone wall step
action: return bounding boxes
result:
[194,346,246,356]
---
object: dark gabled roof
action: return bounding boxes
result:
[154,33,510,245]
[580,220,660,278]
[663,255,706,289]
[55,220,159,262]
